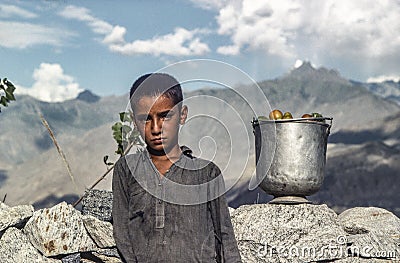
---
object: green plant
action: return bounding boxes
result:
[114,111,143,155]
[0,78,16,112]
[74,111,144,207]
[103,111,144,166]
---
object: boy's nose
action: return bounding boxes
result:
[151,118,162,134]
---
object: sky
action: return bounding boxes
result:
[1,0,400,102]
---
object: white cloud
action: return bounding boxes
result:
[59,5,113,34]
[211,0,400,63]
[103,25,126,45]
[189,0,228,10]
[217,45,239,55]
[215,0,300,58]
[15,63,83,102]
[109,27,210,56]
[0,21,74,49]
[59,5,210,57]
[367,75,400,83]
[0,4,37,18]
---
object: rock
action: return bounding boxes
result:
[228,207,236,216]
[82,215,116,248]
[0,201,34,233]
[82,189,113,222]
[231,203,348,262]
[331,257,395,262]
[0,227,60,262]
[61,253,81,263]
[346,233,399,260]
[337,207,400,261]
[90,251,122,263]
[0,201,7,209]
[24,202,97,257]
[80,250,122,263]
[95,248,120,258]
[338,207,400,237]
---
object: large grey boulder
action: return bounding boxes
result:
[231,203,348,262]
[338,207,400,261]
[61,253,81,263]
[82,215,116,248]
[89,251,122,263]
[81,189,113,222]
[0,227,60,262]
[346,233,399,259]
[24,202,97,257]
[338,207,400,236]
[332,257,395,262]
[0,201,34,233]
[79,249,121,263]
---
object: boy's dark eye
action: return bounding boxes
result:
[160,111,173,120]
[137,115,151,122]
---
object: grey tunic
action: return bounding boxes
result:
[112,146,242,263]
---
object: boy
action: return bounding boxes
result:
[112,73,242,262]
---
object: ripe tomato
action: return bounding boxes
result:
[269,109,283,120]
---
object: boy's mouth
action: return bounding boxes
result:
[151,138,165,144]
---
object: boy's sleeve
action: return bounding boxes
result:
[112,157,137,263]
[210,165,243,262]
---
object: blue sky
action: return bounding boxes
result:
[1,0,400,102]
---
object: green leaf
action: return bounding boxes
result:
[119,112,132,123]
[0,96,8,107]
[128,129,139,141]
[121,124,132,134]
[4,80,15,92]
[112,123,123,143]
[311,112,323,118]
[113,132,122,144]
[5,90,15,101]
[112,122,122,132]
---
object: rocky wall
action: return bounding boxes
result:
[1,190,399,262]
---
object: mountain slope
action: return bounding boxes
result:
[258,62,399,132]
[0,91,128,165]
[353,80,400,105]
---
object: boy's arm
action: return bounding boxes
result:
[210,165,243,262]
[112,157,137,263]
[218,193,243,262]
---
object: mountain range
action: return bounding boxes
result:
[0,62,399,215]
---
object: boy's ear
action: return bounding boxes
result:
[179,105,188,125]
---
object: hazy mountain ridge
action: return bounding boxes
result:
[256,62,399,132]
[0,64,399,213]
[352,79,400,105]
[0,92,128,165]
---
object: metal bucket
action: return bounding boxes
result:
[252,117,332,204]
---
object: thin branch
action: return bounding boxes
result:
[72,142,134,207]
[39,114,78,192]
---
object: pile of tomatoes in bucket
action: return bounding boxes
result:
[259,109,325,122]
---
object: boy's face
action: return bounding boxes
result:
[133,95,187,154]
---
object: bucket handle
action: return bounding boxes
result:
[251,117,259,135]
[325,117,333,136]
[252,117,333,136]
